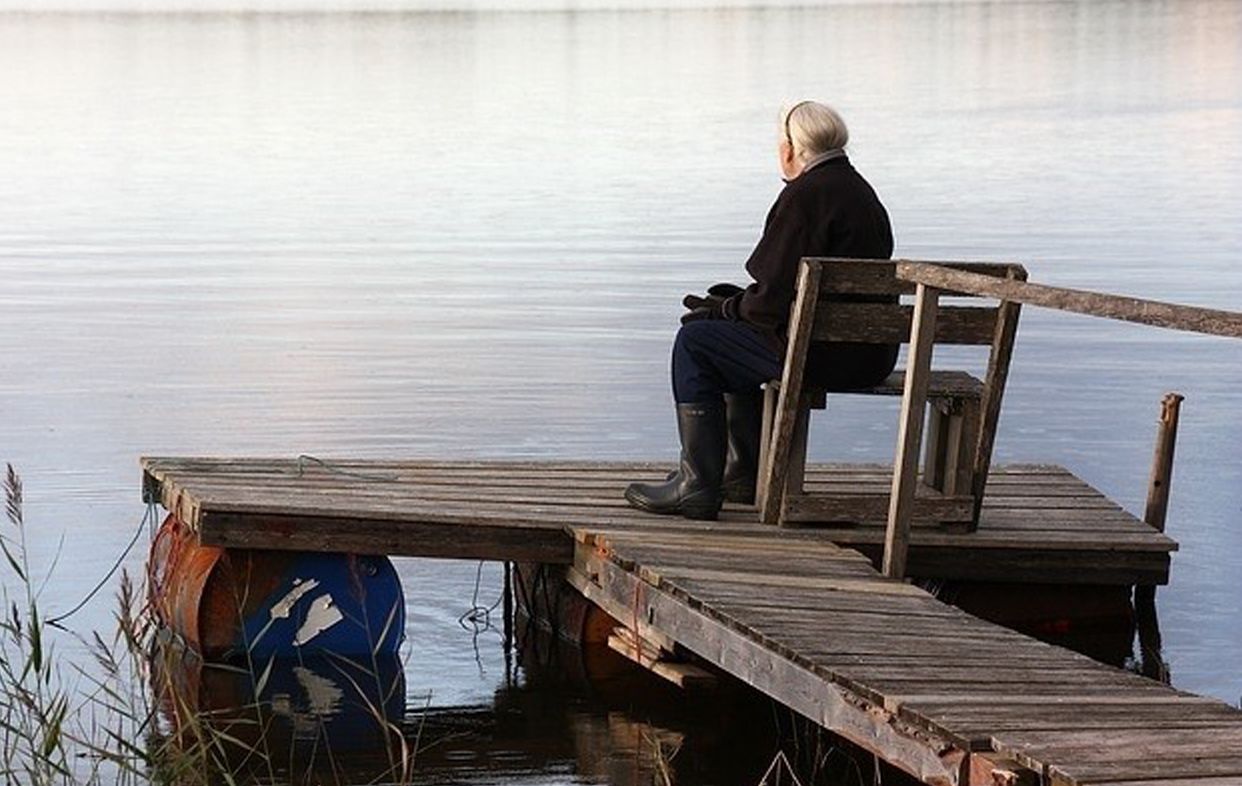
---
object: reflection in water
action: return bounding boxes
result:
[154,624,920,785]
[1134,586,1172,684]
[154,652,409,783]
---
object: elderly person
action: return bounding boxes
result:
[625,101,897,520]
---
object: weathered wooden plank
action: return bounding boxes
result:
[1087,774,1242,779]
[814,303,998,344]
[896,262,1242,338]
[831,369,985,399]
[813,531,1175,552]
[160,471,1092,498]
[145,455,1076,482]
[894,694,1222,713]
[606,628,718,690]
[167,477,1132,524]
[813,258,1025,296]
[760,260,822,525]
[143,456,1079,483]
[1002,727,1242,758]
[783,490,973,524]
[197,510,574,563]
[884,282,941,578]
[1049,756,1242,785]
[971,288,1022,524]
[641,564,926,597]
[901,702,1241,737]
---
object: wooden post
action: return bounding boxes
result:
[1135,392,1183,684]
[1143,392,1184,533]
[883,283,940,579]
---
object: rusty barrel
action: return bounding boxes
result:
[149,514,405,659]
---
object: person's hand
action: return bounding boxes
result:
[680,293,717,324]
[680,289,742,324]
[706,282,744,299]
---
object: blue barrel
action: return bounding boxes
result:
[150,515,405,659]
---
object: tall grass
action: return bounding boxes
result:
[1,464,73,784]
[0,464,415,786]
[0,463,188,784]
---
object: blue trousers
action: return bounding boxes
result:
[672,320,782,404]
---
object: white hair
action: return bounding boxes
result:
[781,101,849,162]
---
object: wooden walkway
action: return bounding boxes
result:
[142,457,1175,585]
[138,457,1238,785]
[572,526,1242,786]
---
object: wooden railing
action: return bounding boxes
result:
[881,262,1242,579]
[897,262,1242,338]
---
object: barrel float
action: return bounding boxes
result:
[149,514,405,659]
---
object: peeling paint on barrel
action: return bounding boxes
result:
[149,514,404,659]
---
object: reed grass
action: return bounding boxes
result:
[0,464,415,786]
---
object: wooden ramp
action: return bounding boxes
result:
[141,457,1175,585]
[571,528,1242,786]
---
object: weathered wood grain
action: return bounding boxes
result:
[140,458,1176,586]
[578,526,1239,786]
[896,262,1242,338]
[814,303,998,344]
[884,282,941,577]
[759,260,822,524]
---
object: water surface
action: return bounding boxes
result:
[0,2,1240,781]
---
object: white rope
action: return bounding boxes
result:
[758,751,805,786]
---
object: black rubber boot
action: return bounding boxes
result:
[722,392,764,505]
[624,402,726,520]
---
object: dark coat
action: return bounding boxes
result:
[735,156,898,390]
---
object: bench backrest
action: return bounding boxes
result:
[808,258,1027,345]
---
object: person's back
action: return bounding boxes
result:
[624,101,895,520]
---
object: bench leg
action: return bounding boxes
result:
[948,399,980,498]
[923,400,951,493]
[786,406,810,498]
[757,384,778,505]
[921,397,982,531]
[758,390,813,526]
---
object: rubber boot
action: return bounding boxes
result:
[722,392,764,505]
[624,402,726,520]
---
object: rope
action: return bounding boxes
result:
[757,751,805,786]
[457,560,504,631]
[295,454,401,483]
[47,500,156,628]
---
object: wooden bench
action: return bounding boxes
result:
[756,258,1026,532]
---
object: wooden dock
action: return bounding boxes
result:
[142,457,1175,586]
[137,456,1242,786]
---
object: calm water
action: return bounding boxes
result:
[1,1,1240,781]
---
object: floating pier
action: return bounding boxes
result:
[137,261,1242,785]
[138,456,1242,786]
